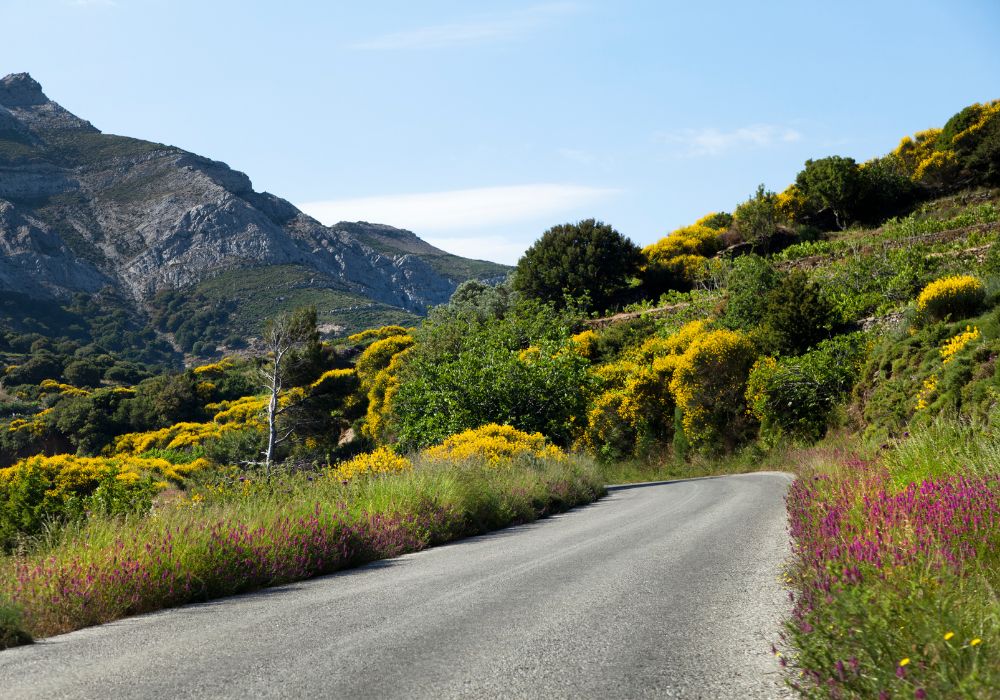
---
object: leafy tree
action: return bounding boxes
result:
[762,271,839,355]
[856,155,917,223]
[723,255,780,331]
[63,359,101,388]
[795,156,863,230]
[733,185,781,250]
[513,219,643,312]
[391,303,590,450]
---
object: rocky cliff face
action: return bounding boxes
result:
[0,73,506,317]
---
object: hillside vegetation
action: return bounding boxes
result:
[2,98,999,696]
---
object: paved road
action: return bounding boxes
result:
[0,472,794,699]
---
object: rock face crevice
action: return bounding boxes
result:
[0,72,507,314]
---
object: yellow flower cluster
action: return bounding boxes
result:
[110,421,242,455]
[893,129,942,175]
[7,408,53,437]
[629,320,709,363]
[192,358,235,376]
[669,328,757,446]
[643,224,721,263]
[916,275,985,319]
[362,346,414,442]
[356,335,415,391]
[208,395,268,425]
[38,379,90,397]
[309,368,357,394]
[950,101,1000,149]
[568,330,598,359]
[347,325,411,345]
[0,453,208,495]
[774,185,807,222]
[423,423,566,465]
[915,375,938,412]
[330,446,412,481]
[941,326,981,365]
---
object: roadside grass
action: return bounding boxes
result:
[0,455,603,642]
[782,418,999,698]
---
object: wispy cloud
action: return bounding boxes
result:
[69,0,118,7]
[297,183,619,233]
[350,3,580,50]
[657,124,803,157]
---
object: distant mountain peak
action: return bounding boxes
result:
[0,73,48,108]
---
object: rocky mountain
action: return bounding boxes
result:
[0,73,508,337]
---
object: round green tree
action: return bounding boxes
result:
[513,219,643,312]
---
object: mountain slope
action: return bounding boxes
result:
[0,73,508,337]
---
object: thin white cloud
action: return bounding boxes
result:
[69,0,118,7]
[658,124,803,157]
[298,183,619,233]
[350,2,580,50]
[423,235,530,265]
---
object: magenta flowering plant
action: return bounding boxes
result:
[783,456,998,698]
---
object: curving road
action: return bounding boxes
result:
[0,472,794,699]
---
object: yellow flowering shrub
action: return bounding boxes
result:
[309,368,358,395]
[0,454,209,546]
[591,359,640,391]
[38,380,90,397]
[948,101,1000,150]
[941,326,981,365]
[913,150,960,188]
[582,358,677,460]
[643,224,722,263]
[208,395,268,425]
[362,347,413,442]
[6,408,53,438]
[423,424,566,465]
[630,320,709,363]
[330,447,412,481]
[192,358,235,376]
[568,330,598,359]
[347,325,410,345]
[355,335,415,391]
[669,328,758,449]
[916,275,985,321]
[775,185,807,222]
[892,128,942,176]
[110,422,244,456]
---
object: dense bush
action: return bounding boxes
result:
[722,255,780,331]
[746,333,867,443]
[0,454,178,550]
[733,185,782,250]
[669,328,758,450]
[761,270,839,355]
[513,219,643,312]
[390,304,591,450]
[916,274,985,322]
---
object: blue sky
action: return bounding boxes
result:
[2,0,998,263]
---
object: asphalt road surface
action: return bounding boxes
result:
[0,471,794,699]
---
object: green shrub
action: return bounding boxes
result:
[761,270,839,355]
[746,333,867,443]
[723,254,779,331]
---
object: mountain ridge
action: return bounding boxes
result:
[0,73,508,337]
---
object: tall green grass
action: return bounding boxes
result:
[0,456,603,643]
